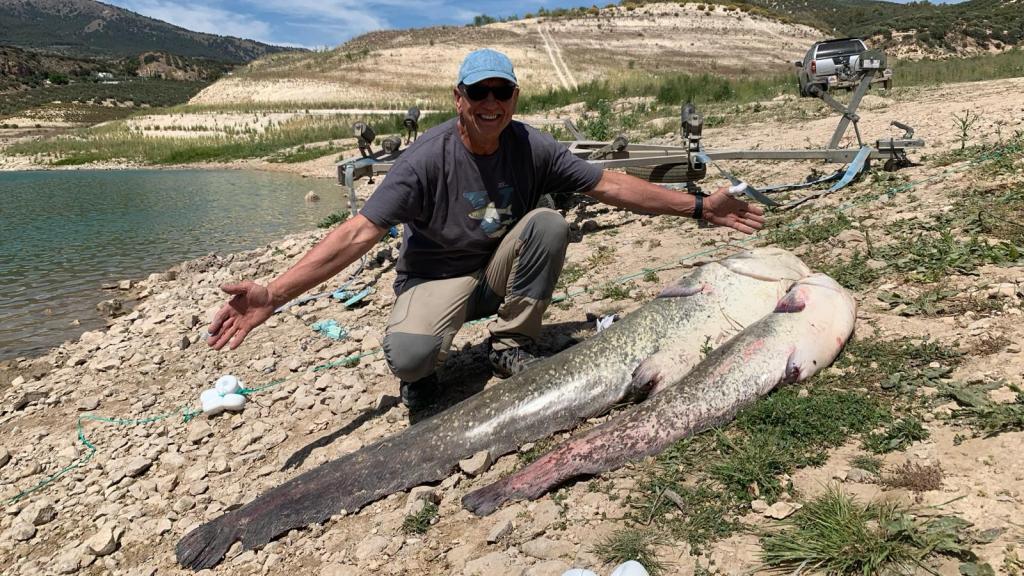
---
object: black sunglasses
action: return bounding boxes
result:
[459,82,517,102]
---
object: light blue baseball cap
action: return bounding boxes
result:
[458,48,518,86]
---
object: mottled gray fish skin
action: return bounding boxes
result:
[461,273,856,516]
[176,248,808,570]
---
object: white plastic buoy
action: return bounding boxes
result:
[610,560,650,576]
[200,375,247,416]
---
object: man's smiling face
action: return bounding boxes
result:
[454,78,519,153]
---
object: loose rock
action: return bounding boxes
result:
[459,450,492,476]
[487,518,514,543]
[764,501,802,520]
[85,527,119,556]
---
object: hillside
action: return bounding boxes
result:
[696,0,1024,56]
[0,0,294,62]
[191,4,820,106]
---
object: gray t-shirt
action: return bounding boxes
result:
[360,118,603,293]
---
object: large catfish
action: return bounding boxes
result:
[462,273,856,516]
[176,248,809,570]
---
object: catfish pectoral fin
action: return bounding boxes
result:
[176,513,240,570]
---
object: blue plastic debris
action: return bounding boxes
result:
[311,319,347,340]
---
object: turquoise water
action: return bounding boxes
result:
[0,169,344,361]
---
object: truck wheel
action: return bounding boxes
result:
[883,79,892,90]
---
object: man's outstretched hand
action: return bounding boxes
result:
[207,281,276,350]
[702,187,767,234]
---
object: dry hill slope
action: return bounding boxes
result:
[191,4,820,107]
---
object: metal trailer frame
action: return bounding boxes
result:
[336,51,924,214]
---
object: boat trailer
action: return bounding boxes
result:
[336,50,923,213]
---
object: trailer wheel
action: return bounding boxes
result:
[625,163,701,183]
[883,79,893,90]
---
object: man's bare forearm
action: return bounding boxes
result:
[267,214,386,307]
[585,170,697,217]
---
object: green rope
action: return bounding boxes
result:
[7,150,1001,507]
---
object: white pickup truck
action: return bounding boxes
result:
[795,38,892,97]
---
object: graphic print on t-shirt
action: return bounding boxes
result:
[463,183,515,238]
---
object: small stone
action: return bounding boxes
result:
[85,527,119,556]
[187,422,213,444]
[750,499,769,513]
[208,457,229,474]
[487,518,514,543]
[78,396,101,411]
[183,464,207,484]
[846,467,874,483]
[293,393,316,411]
[463,551,521,575]
[459,450,492,476]
[764,501,802,520]
[521,537,575,560]
[155,474,178,494]
[0,447,9,468]
[54,551,81,574]
[173,496,196,513]
[408,486,440,505]
[253,357,277,372]
[124,456,153,478]
[118,280,133,290]
[179,336,191,351]
[18,498,57,526]
[354,534,389,561]
[10,520,36,541]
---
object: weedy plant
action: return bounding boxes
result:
[601,281,635,301]
[557,263,586,291]
[761,486,992,575]
[401,502,438,534]
[862,417,929,454]
[945,381,1024,437]
[953,109,982,150]
[592,527,669,576]
[882,461,943,492]
[849,454,884,475]
[317,211,350,229]
[765,212,853,248]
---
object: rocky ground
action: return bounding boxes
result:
[1,77,1023,576]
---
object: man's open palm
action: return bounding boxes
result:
[207,281,275,350]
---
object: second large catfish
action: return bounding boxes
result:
[176,247,809,569]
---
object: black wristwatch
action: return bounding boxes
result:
[692,193,703,220]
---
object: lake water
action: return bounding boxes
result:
[0,169,345,361]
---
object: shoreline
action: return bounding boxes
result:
[0,156,340,179]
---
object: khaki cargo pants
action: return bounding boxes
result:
[382,208,569,382]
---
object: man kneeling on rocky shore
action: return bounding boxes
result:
[206,48,764,411]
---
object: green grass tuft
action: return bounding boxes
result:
[761,486,982,575]
[862,417,929,454]
[401,502,438,535]
[317,211,350,229]
[592,527,669,576]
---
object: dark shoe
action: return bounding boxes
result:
[399,373,439,411]
[488,344,539,378]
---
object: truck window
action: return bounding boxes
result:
[816,40,865,58]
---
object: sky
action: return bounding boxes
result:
[102,0,969,49]
[101,0,601,48]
